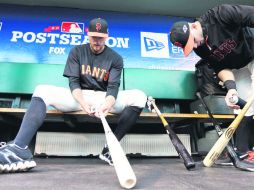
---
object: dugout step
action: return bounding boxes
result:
[34,132,191,157]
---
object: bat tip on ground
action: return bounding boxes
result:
[121,179,137,189]
[186,163,196,170]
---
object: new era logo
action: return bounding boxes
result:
[144,37,165,51]
[141,32,169,58]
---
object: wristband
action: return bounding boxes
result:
[224,80,236,91]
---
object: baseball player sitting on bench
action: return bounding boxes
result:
[0,18,147,173]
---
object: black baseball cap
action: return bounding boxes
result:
[169,21,194,57]
[88,18,108,38]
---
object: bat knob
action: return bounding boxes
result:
[147,96,154,101]
[146,97,155,112]
[229,95,246,109]
[229,95,238,104]
[90,106,97,113]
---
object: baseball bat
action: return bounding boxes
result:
[148,98,195,170]
[203,95,254,167]
[100,113,137,189]
[195,92,254,171]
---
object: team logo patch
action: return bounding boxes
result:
[140,32,169,58]
[182,24,188,33]
[96,22,102,31]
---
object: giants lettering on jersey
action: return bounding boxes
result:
[81,65,109,81]
[210,39,237,61]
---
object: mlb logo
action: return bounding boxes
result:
[140,32,169,58]
[61,22,84,33]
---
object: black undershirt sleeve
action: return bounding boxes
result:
[68,76,81,92]
[106,56,123,98]
[63,46,80,78]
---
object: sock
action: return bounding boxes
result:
[113,106,142,141]
[102,144,109,154]
[247,115,254,150]
[14,97,47,148]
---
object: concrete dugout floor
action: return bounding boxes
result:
[0,157,254,190]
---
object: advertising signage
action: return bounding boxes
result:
[0,4,199,70]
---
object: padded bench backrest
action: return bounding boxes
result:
[0,63,197,100]
[124,68,197,100]
[0,62,123,94]
[0,62,68,94]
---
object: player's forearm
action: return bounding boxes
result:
[104,95,116,110]
[93,95,116,118]
[71,88,87,109]
[218,69,235,82]
[218,69,237,93]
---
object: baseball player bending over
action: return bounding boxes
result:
[169,4,254,165]
[0,18,147,172]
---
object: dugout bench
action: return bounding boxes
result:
[0,62,236,155]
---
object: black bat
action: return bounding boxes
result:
[148,97,195,170]
[196,92,254,171]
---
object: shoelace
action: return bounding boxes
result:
[104,152,113,163]
[0,142,7,148]
[104,152,111,159]
[246,151,254,161]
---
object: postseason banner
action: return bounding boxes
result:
[0,4,199,71]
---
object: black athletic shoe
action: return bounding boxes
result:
[99,144,113,166]
[214,152,233,166]
[0,142,36,173]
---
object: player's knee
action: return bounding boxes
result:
[32,85,54,104]
[33,85,49,96]
[131,89,147,108]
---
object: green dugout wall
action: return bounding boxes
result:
[0,63,197,100]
